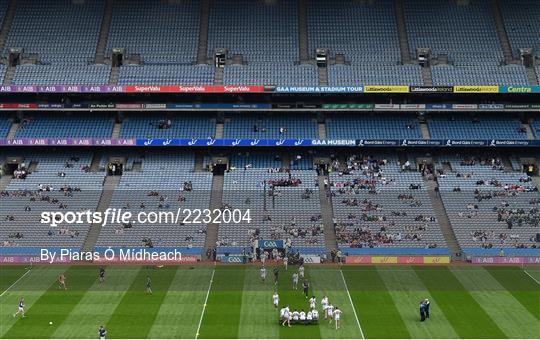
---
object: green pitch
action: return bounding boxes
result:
[0,265,539,339]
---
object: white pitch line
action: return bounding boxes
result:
[523,269,540,286]
[340,269,365,340]
[195,268,215,340]
[0,269,31,298]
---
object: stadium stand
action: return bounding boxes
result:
[229,152,282,170]
[119,113,216,139]
[307,0,400,64]
[15,113,114,138]
[106,0,200,63]
[0,114,11,138]
[531,119,540,139]
[437,156,539,253]
[118,65,214,86]
[0,152,104,248]
[219,168,325,253]
[431,64,528,86]
[4,0,104,64]
[330,155,446,250]
[94,153,210,249]
[325,113,422,140]
[208,0,298,63]
[224,64,318,86]
[308,0,422,85]
[12,64,111,86]
[327,64,423,86]
[404,0,503,63]
[404,0,529,85]
[428,115,528,140]
[499,0,540,57]
[223,113,319,139]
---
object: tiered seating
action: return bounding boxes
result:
[0,153,104,248]
[224,113,318,139]
[13,64,111,85]
[0,64,5,84]
[325,114,422,139]
[95,153,209,249]
[308,0,400,65]
[290,153,314,170]
[432,64,528,86]
[106,0,200,63]
[404,0,502,64]
[118,65,214,85]
[437,157,539,252]
[224,64,318,86]
[15,113,114,138]
[4,0,104,64]
[308,0,421,85]
[0,114,11,138]
[229,152,282,170]
[219,169,324,252]
[120,113,216,139]
[328,64,423,86]
[405,0,529,85]
[499,0,540,57]
[208,0,298,63]
[428,115,527,140]
[330,156,446,250]
[531,119,540,139]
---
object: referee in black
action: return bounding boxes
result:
[303,279,309,298]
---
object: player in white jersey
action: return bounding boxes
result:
[334,307,342,329]
[292,272,299,290]
[309,296,316,310]
[327,304,335,323]
[298,265,305,279]
[13,297,25,318]
[312,309,319,320]
[281,306,291,327]
[260,266,267,282]
[272,292,279,308]
[307,310,313,321]
[299,310,306,321]
[321,296,329,318]
[283,255,288,271]
[292,309,300,321]
[261,252,267,265]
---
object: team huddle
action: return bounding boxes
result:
[263,264,342,330]
[277,295,342,330]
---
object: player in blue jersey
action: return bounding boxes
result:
[13,297,25,318]
[98,325,106,339]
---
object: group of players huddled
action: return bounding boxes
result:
[277,295,342,330]
[261,263,342,330]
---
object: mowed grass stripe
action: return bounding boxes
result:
[342,267,410,338]
[0,266,67,338]
[105,266,176,338]
[238,266,279,339]
[278,265,321,339]
[309,267,362,339]
[414,266,505,339]
[0,266,29,293]
[198,266,246,338]
[450,266,539,339]
[485,266,540,321]
[148,266,214,339]
[377,266,459,339]
[51,266,141,339]
[3,266,97,339]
